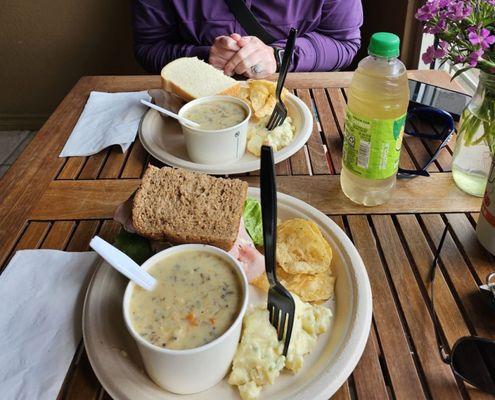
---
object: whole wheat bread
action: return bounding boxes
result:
[132,166,248,250]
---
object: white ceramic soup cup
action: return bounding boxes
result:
[122,244,249,394]
[177,95,251,165]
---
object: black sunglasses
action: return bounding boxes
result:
[429,224,495,394]
[481,272,495,310]
[398,106,455,178]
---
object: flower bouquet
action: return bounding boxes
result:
[416,0,495,196]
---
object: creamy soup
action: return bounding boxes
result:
[129,251,242,350]
[184,101,246,130]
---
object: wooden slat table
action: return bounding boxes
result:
[1,70,494,400]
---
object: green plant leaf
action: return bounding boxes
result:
[451,67,472,81]
[113,231,153,265]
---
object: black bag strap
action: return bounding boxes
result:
[224,0,276,44]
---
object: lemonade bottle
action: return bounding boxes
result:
[341,32,409,206]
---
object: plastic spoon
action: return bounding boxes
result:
[140,99,200,128]
[89,236,156,291]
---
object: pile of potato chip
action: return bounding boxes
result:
[252,218,335,302]
[238,80,289,120]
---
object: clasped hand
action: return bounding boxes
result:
[209,33,277,78]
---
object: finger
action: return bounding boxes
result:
[237,36,252,47]
[230,33,242,42]
[234,52,263,76]
[215,35,240,51]
[223,44,257,76]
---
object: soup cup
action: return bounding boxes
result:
[178,95,251,165]
[122,244,249,394]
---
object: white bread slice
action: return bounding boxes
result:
[161,57,240,101]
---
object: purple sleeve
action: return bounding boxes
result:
[132,0,210,72]
[273,0,363,72]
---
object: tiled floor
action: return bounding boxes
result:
[0,131,36,179]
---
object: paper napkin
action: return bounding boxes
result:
[0,250,98,400]
[59,90,151,157]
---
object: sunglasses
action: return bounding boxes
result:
[398,106,455,178]
[429,224,495,394]
[481,272,495,310]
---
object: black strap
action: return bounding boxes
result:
[224,0,276,44]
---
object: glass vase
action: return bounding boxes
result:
[452,71,495,197]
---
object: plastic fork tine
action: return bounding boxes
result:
[278,312,287,341]
[268,303,274,323]
[283,311,295,355]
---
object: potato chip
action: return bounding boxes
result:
[277,219,332,275]
[278,267,335,303]
[255,95,276,119]
[251,271,269,291]
[249,83,269,113]
[250,267,335,303]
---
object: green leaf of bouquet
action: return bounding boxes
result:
[113,231,153,265]
[451,67,472,81]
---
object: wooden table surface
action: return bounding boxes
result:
[1,70,494,400]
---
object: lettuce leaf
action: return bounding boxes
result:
[243,198,263,245]
[113,231,153,265]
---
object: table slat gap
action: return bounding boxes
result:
[404,137,441,173]
[309,88,337,174]
[367,215,434,399]
[41,221,77,250]
[78,150,111,180]
[444,214,494,286]
[294,88,332,175]
[97,219,122,243]
[351,322,390,400]
[98,145,132,179]
[58,157,87,180]
[325,88,346,136]
[420,214,495,338]
[0,221,50,274]
[396,215,471,347]
[372,215,464,399]
[347,215,426,398]
[312,88,341,174]
[120,140,148,179]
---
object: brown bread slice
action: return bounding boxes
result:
[132,166,248,250]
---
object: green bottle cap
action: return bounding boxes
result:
[368,32,400,58]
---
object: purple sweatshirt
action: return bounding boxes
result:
[132,0,363,73]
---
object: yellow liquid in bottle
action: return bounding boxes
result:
[341,55,409,206]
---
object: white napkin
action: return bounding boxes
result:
[0,250,98,400]
[59,91,151,157]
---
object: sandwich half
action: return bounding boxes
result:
[132,166,248,251]
[161,57,240,101]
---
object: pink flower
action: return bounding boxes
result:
[468,28,495,49]
[468,49,484,67]
[425,18,448,34]
[421,42,448,64]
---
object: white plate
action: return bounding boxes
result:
[83,188,372,400]
[138,93,313,175]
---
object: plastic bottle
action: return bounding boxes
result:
[341,32,410,206]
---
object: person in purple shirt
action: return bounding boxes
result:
[132,0,363,78]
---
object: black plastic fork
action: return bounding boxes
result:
[260,145,295,356]
[266,28,298,131]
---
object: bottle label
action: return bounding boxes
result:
[343,108,406,180]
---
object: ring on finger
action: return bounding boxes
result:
[250,64,263,75]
